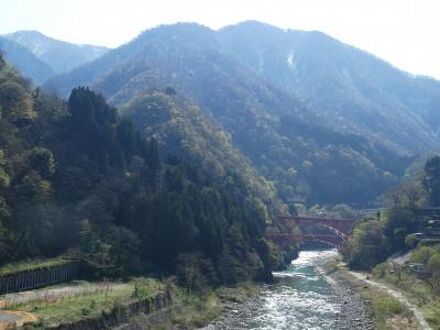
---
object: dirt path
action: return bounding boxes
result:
[348,270,432,330]
[0,310,38,329]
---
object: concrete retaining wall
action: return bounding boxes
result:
[47,291,172,330]
[0,261,80,294]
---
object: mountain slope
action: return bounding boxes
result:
[218,21,440,154]
[0,37,54,84]
[0,54,295,284]
[45,22,433,205]
[4,31,109,75]
[122,90,285,209]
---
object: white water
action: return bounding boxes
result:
[213,249,343,329]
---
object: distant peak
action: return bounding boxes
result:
[7,30,46,38]
[134,22,216,48]
[139,22,213,36]
[220,20,282,33]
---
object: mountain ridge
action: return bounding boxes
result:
[0,36,55,84]
[42,21,432,205]
[3,30,109,75]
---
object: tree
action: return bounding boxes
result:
[345,220,389,270]
[27,147,55,178]
[428,253,440,277]
[146,137,161,172]
[116,118,137,165]
[410,246,437,264]
[382,209,418,251]
[0,80,35,122]
[0,53,5,69]
[424,156,440,206]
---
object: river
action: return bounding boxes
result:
[210,248,370,329]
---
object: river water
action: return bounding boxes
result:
[213,248,350,329]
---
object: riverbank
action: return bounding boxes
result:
[372,260,439,329]
[118,282,260,329]
[203,249,371,329]
[2,251,427,329]
[0,278,170,329]
[326,261,421,330]
[0,277,259,330]
[321,268,374,329]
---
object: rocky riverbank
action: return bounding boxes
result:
[327,272,374,330]
[202,249,371,329]
[207,271,375,329]
[330,266,419,330]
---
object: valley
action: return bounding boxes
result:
[0,16,440,330]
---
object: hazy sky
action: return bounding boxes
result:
[1,0,440,79]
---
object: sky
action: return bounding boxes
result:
[1,0,440,79]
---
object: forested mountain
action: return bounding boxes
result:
[0,37,54,84]
[218,21,440,155]
[122,90,285,212]
[44,22,437,205]
[3,31,108,75]
[0,55,296,284]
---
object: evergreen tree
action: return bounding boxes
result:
[424,156,440,206]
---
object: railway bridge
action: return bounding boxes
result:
[268,216,358,249]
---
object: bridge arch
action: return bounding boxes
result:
[278,216,356,236]
[268,233,345,249]
[269,216,357,250]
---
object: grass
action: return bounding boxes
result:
[0,257,74,276]
[373,263,440,329]
[424,300,440,329]
[170,289,222,328]
[4,273,258,329]
[166,281,258,329]
[357,284,409,329]
[7,277,164,327]
[101,280,258,329]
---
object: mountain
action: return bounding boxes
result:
[122,90,282,207]
[0,53,296,284]
[45,22,440,206]
[0,37,54,84]
[3,31,109,75]
[218,21,440,154]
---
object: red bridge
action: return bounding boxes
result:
[269,216,358,249]
[278,216,356,236]
[267,233,345,248]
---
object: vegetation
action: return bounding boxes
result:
[169,283,257,328]
[3,31,108,77]
[342,154,440,328]
[333,268,417,330]
[0,39,54,84]
[6,278,164,327]
[46,22,427,207]
[359,284,412,330]
[372,255,440,329]
[343,156,440,270]
[0,55,295,288]
[0,256,72,276]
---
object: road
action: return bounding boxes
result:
[348,270,432,330]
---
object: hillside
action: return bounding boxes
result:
[0,54,295,285]
[218,21,440,155]
[44,22,428,205]
[122,90,284,210]
[3,31,108,75]
[0,37,54,84]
